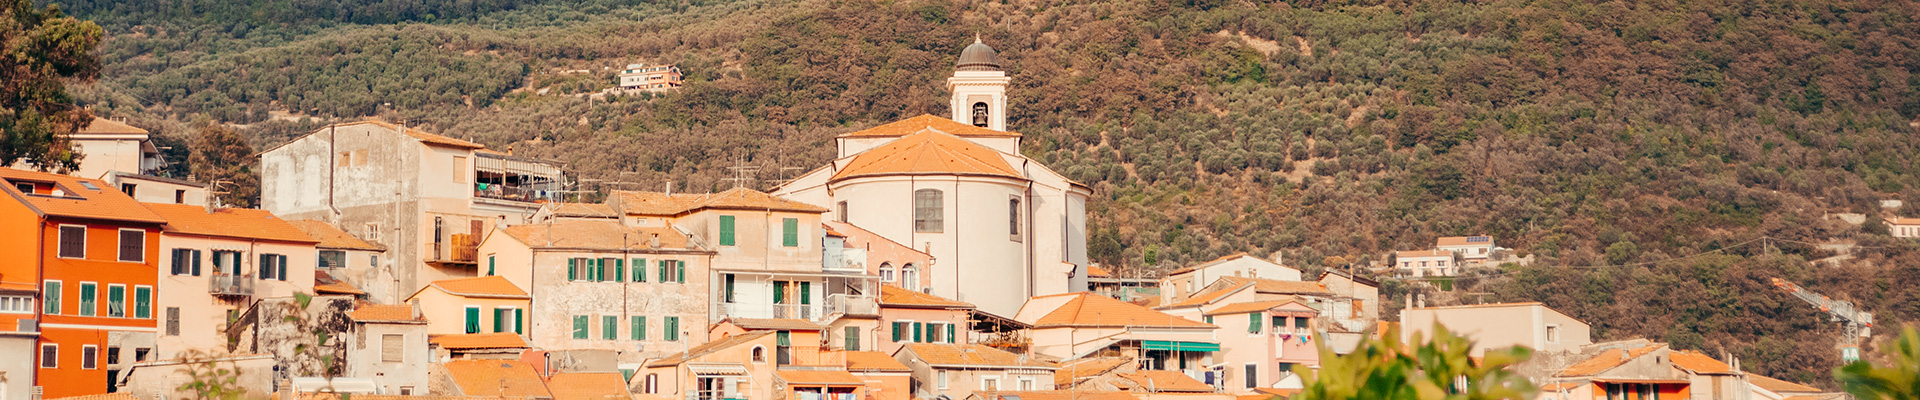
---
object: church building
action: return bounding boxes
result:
[770,38,1092,316]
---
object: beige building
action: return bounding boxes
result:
[770,40,1091,317]
[1016,293,1217,371]
[1392,249,1454,277]
[1400,302,1591,357]
[1315,269,1380,332]
[261,121,567,303]
[344,303,430,395]
[69,117,164,180]
[403,276,531,336]
[893,343,1057,399]
[146,203,319,359]
[618,63,684,92]
[1159,254,1300,304]
[1890,217,1920,238]
[105,172,207,206]
[479,219,716,362]
[1435,235,1496,261]
[288,219,388,297]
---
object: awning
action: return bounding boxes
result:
[1142,340,1220,352]
[687,363,750,376]
[1591,378,1690,384]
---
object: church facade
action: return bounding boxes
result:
[770,39,1092,316]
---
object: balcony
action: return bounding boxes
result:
[427,234,479,265]
[474,184,555,203]
[210,274,255,297]
[825,294,877,317]
[718,302,824,322]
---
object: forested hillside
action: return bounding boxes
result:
[58,0,1920,386]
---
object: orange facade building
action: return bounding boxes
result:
[2,168,165,397]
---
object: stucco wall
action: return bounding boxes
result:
[156,234,316,358]
[348,321,430,394]
[408,288,529,336]
[1401,304,1592,356]
[525,248,711,362]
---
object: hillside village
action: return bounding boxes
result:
[0,40,1875,400]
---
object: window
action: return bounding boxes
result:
[318,250,345,269]
[43,280,60,314]
[632,316,647,340]
[79,282,97,316]
[58,225,85,259]
[891,321,907,342]
[1295,316,1309,331]
[174,189,186,204]
[171,249,203,275]
[514,309,524,334]
[633,258,647,282]
[926,322,945,343]
[777,331,792,364]
[751,346,766,363]
[259,254,287,281]
[782,218,799,247]
[166,307,180,335]
[719,215,736,246]
[464,307,481,334]
[844,326,860,351]
[837,201,848,223]
[573,316,589,339]
[664,317,680,341]
[603,316,620,340]
[879,263,895,282]
[659,260,685,283]
[382,334,404,363]
[981,377,999,391]
[487,255,496,276]
[452,156,468,183]
[399,387,414,395]
[494,308,514,333]
[365,223,381,241]
[119,229,145,262]
[108,346,121,365]
[937,371,948,389]
[82,345,98,369]
[0,296,32,313]
[568,258,595,281]
[1009,198,1021,237]
[121,183,136,195]
[211,250,242,275]
[371,254,379,267]
[1245,363,1258,388]
[40,344,56,368]
[133,286,151,318]
[1249,312,1262,334]
[1546,325,1560,343]
[1019,378,1035,390]
[902,264,919,291]
[644,374,659,394]
[135,348,149,362]
[914,189,943,232]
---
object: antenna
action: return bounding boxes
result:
[723,156,761,189]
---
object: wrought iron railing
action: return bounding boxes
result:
[210,274,255,297]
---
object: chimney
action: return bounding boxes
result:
[1416,293,1426,309]
[409,298,423,319]
[649,233,661,249]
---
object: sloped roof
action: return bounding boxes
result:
[1215,276,1333,296]
[1055,357,1132,386]
[1668,350,1736,375]
[288,220,385,251]
[1395,249,1451,259]
[444,360,552,398]
[1890,217,1920,225]
[1120,370,1213,392]
[879,285,974,309]
[842,351,911,372]
[499,220,695,250]
[1169,253,1255,275]
[1033,293,1213,328]
[346,303,416,322]
[144,203,317,243]
[837,114,1020,138]
[725,318,821,331]
[647,331,774,367]
[973,391,1138,400]
[0,168,167,224]
[78,117,149,135]
[1087,265,1113,278]
[48,394,139,400]
[903,343,1055,369]
[1160,284,1249,309]
[545,203,617,218]
[352,120,485,149]
[420,276,530,299]
[775,370,865,386]
[1557,345,1663,377]
[610,187,827,216]
[1202,299,1304,316]
[544,372,630,400]
[1748,374,1822,394]
[830,130,1024,182]
[314,271,367,295]
[1436,236,1493,246]
[431,333,529,350]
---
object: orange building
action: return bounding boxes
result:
[1,168,166,397]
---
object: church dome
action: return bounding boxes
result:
[955,36,1002,72]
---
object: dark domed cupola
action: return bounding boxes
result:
[955,35,1002,72]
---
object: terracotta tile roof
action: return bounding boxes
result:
[822,221,929,257]
[725,318,822,331]
[544,372,630,400]
[973,391,1138,400]
[1055,357,1132,386]
[1169,253,1252,275]
[647,331,774,367]
[1,168,167,224]
[1160,284,1249,309]
[1557,345,1663,377]
[903,343,1055,369]
[499,219,695,250]
[1537,382,1583,391]
[545,203,617,218]
[838,114,1021,138]
[444,360,552,398]
[1202,299,1303,316]
[1034,293,1213,328]
[144,203,317,243]
[1087,265,1113,278]
[1889,217,1920,225]
[830,130,1024,183]
[1120,370,1213,392]
[314,271,366,295]
[1667,350,1735,375]
[287,220,385,251]
[879,285,974,309]
[775,369,865,386]
[1253,388,1300,398]
[1395,249,1452,259]
[1749,374,1822,393]
[841,351,911,372]
[610,187,827,216]
[1215,276,1333,296]
[1406,302,1544,311]
[422,276,530,299]
[1238,395,1281,400]
[78,117,149,135]
[347,303,417,322]
[353,120,486,149]
[431,333,529,350]
[48,394,139,400]
[291,394,511,400]
[1436,236,1493,247]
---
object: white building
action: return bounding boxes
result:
[1394,249,1454,277]
[618,63,683,92]
[105,171,208,206]
[70,117,165,180]
[1400,302,1591,357]
[1890,217,1920,238]
[1159,253,1301,304]
[1435,236,1496,260]
[770,39,1091,316]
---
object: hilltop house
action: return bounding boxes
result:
[1890,217,1920,238]
[1393,249,1454,277]
[1435,235,1496,261]
[618,63,683,92]
[1160,254,1300,305]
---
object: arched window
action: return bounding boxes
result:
[879,262,895,283]
[751,346,766,363]
[971,102,991,127]
[902,264,919,291]
[914,189,943,233]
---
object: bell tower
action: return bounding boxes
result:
[947,36,1011,132]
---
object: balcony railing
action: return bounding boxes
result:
[825,294,877,317]
[210,274,255,297]
[429,234,479,264]
[718,302,824,321]
[474,184,556,203]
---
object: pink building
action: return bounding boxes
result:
[1200,298,1319,393]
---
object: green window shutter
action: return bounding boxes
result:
[799,282,811,305]
[1204,315,1214,324]
[615,259,626,282]
[677,261,686,283]
[43,282,59,314]
[488,256,496,276]
[573,316,589,339]
[278,255,288,281]
[191,251,201,276]
[465,307,480,334]
[568,258,578,281]
[773,282,785,304]
[515,309,525,334]
[634,316,647,340]
[597,259,608,281]
[135,287,151,319]
[947,324,957,343]
[719,215,736,246]
[658,260,668,283]
[782,218,799,247]
[846,326,860,351]
[1273,316,1284,331]
[634,258,646,282]
[495,309,506,332]
[1249,313,1261,334]
[79,283,95,316]
[604,316,619,340]
[665,317,679,341]
[108,285,125,317]
[914,322,925,343]
[891,322,901,342]
[777,331,791,346]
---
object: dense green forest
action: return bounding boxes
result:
[55,0,1920,387]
